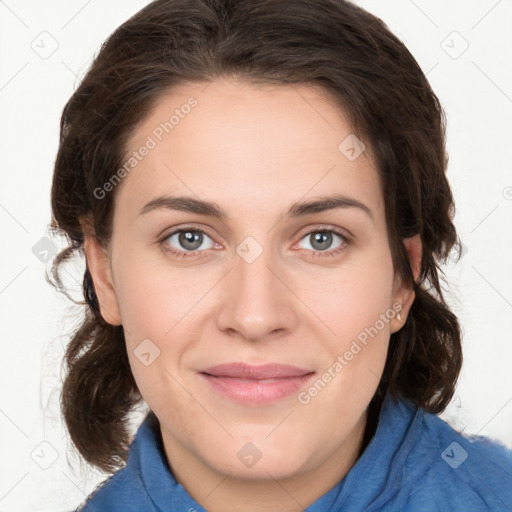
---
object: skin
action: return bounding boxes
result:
[83,79,421,512]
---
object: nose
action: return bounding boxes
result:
[215,241,299,342]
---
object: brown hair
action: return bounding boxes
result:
[49,0,463,474]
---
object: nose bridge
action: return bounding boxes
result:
[216,235,297,340]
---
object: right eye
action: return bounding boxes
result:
[160,227,218,259]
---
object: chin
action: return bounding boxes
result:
[217,458,310,482]
[202,439,314,481]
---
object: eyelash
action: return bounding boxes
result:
[158,224,352,260]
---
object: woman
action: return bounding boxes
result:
[49,0,512,510]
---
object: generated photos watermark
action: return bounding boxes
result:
[93,96,198,200]
[297,302,403,405]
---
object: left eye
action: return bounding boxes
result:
[298,230,345,252]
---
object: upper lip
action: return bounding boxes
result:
[200,362,314,380]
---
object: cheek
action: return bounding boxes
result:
[117,265,195,421]
[303,252,395,337]
[118,281,170,343]
[113,253,211,391]
[113,248,202,341]
[305,253,394,394]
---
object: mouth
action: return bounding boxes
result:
[198,362,316,405]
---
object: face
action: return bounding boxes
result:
[85,79,419,483]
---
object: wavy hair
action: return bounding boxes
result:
[49,0,463,473]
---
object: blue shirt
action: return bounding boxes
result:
[77,393,512,511]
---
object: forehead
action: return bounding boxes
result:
[117,79,384,225]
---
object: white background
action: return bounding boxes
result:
[1,1,511,510]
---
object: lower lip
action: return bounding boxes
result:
[199,373,315,405]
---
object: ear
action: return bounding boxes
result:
[80,216,122,326]
[390,234,422,334]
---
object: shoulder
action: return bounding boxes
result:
[402,402,512,511]
[76,465,155,512]
[76,412,163,511]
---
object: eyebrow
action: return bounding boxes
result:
[139,193,374,223]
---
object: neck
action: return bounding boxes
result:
[159,409,369,512]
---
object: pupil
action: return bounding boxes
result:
[312,232,332,251]
[179,231,202,250]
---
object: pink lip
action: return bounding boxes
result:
[199,363,315,405]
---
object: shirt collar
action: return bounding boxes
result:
[306,393,423,511]
[132,392,422,511]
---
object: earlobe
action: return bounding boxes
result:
[82,227,122,326]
